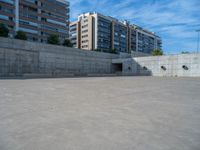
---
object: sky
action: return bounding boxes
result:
[68,0,200,54]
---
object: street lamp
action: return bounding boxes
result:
[196,29,200,53]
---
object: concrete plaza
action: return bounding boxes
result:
[0,77,200,150]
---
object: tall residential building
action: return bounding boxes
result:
[70,12,162,54]
[69,21,80,48]
[112,20,128,53]
[128,24,162,54]
[70,12,124,53]
[0,0,70,43]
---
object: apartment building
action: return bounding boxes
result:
[70,12,129,53]
[70,13,113,52]
[0,0,70,43]
[78,13,95,50]
[70,12,162,54]
[0,0,15,36]
[95,14,112,52]
[69,21,80,48]
[112,20,128,53]
[128,24,162,53]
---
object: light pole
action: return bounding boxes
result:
[196,29,200,53]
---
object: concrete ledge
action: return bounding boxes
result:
[87,73,118,77]
[0,73,122,79]
[23,73,75,78]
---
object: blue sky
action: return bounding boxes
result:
[68,0,200,54]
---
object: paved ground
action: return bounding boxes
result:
[0,77,200,150]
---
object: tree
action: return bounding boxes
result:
[181,51,190,54]
[110,48,117,54]
[0,23,9,37]
[152,49,163,56]
[47,34,60,45]
[15,31,27,40]
[63,39,73,47]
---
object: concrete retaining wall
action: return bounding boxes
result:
[0,37,118,77]
[1,37,200,78]
[120,54,200,77]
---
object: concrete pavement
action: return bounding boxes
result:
[0,77,200,150]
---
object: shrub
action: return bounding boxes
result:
[15,31,27,40]
[181,51,190,54]
[0,23,9,37]
[152,49,163,56]
[110,48,117,54]
[47,34,60,45]
[63,39,73,47]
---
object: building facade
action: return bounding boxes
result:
[70,13,118,53]
[0,0,70,43]
[112,20,128,53]
[69,21,80,48]
[78,13,95,50]
[95,14,112,53]
[70,12,162,54]
[128,24,162,54]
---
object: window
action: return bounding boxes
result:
[9,17,13,21]
[18,27,38,34]
[25,0,37,4]
[0,0,14,5]
[82,25,88,28]
[0,5,13,13]
[82,35,88,38]
[20,12,38,19]
[82,30,88,33]
[41,17,47,22]
[19,20,38,27]
[47,19,66,27]
[84,19,88,23]
[0,14,9,20]
[82,45,88,48]
[82,40,88,43]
